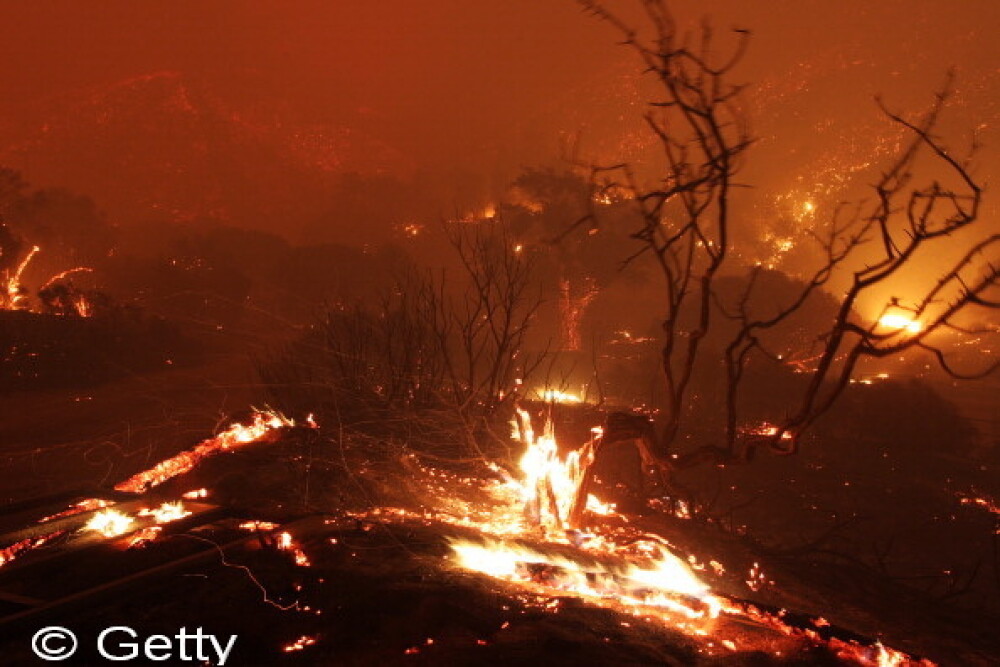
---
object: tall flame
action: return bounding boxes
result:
[513,408,596,529]
[3,244,39,309]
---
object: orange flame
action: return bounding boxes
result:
[513,408,597,528]
[2,244,39,309]
[449,536,723,621]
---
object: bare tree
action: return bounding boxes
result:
[264,219,546,455]
[439,220,547,414]
[575,0,999,479]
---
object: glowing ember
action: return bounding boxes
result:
[85,509,134,538]
[239,520,281,531]
[282,635,318,653]
[958,493,1000,516]
[114,411,294,493]
[182,488,209,499]
[877,313,923,334]
[38,498,110,523]
[746,422,793,441]
[276,531,311,567]
[0,532,64,568]
[958,492,1000,533]
[746,562,774,592]
[126,527,163,549]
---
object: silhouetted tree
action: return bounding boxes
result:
[503,167,640,351]
[574,0,999,488]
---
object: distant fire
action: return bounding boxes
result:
[282,635,318,653]
[0,243,94,316]
[958,492,1000,533]
[745,421,793,441]
[959,494,1000,515]
[276,531,312,567]
[878,313,923,334]
[533,388,585,404]
[2,244,39,310]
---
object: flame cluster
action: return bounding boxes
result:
[449,537,723,621]
[437,410,930,665]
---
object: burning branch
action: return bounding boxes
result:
[113,410,295,493]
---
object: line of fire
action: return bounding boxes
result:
[1,2,998,665]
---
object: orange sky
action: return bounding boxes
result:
[0,0,995,253]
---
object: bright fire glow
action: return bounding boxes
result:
[359,408,927,665]
[276,531,311,567]
[875,643,909,667]
[139,502,191,524]
[534,389,584,404]
[85,509,134,538]
[449,537,723,620]
[585,494,617,517]
[514,408,596,528]
[878,313,923,334]
[2,245,40,309]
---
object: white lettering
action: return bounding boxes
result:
[92,626,238,662]
[144,634,172,661]
[97,626,139,661]
[209,634,238,665]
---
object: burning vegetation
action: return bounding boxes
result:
[0,403,952,664]
[0,1,999,665]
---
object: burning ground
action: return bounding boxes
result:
[0,408,996,665]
